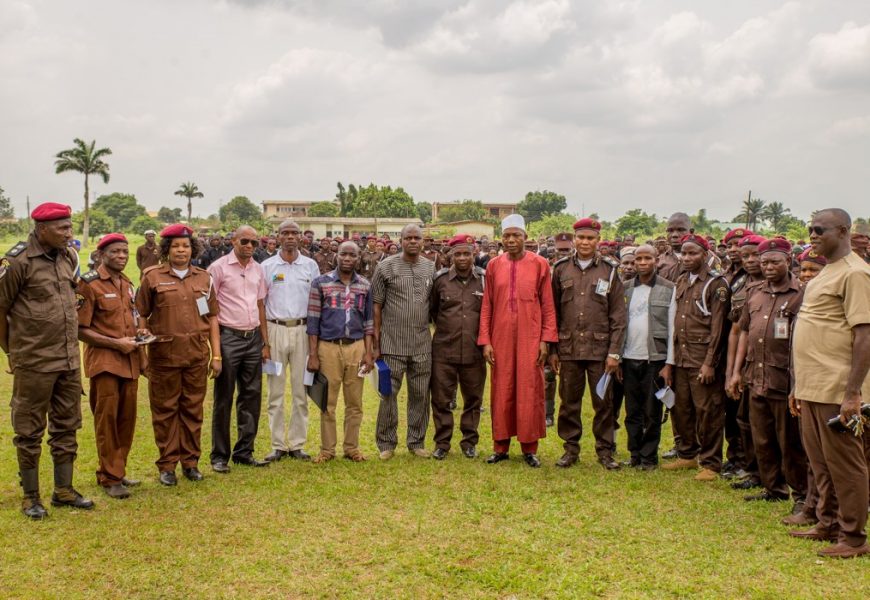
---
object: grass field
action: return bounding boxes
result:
[0,234,868,598]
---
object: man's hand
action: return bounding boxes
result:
[697,364,715,385]
[604,356,619,375]
[840,390,861,424]
[726,374,743,400]
[361,353,374,374]
[659,364,673,388]
[483,344,495,366]
[262,345,271,362]
[307,354,320,373]
[536,342,548,367]
[788,393,800,417]
[209,358,222,379]
[117,337,138,355]
[548,353,560,374]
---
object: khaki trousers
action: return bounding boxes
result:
[317,339,365,457]
[266,321,309,452]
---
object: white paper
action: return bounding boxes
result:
[595,373,611,398]
[303,361,315,386]
[262,359,283,377]
[655,386,675,409]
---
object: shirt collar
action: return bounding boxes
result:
[448,266,480,281]
[327,268,359,284]
[634,274,657,288]
[278,251,304,265]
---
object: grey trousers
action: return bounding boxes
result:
[376,354,431,452]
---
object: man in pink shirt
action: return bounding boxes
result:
[208,225,270,472]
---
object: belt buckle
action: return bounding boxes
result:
[243,329,254,338]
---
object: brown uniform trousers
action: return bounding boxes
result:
[0,235,82,470]
[738,277,807,499]
[429,267,486,451]
[551,255,627,458]
[136,263,218,472]
[723,266,749,469]
[77,265,142,486]
[672,265,730,471]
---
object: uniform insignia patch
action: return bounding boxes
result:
[0,257,9,281]
[716,286,728,302]
[5,241,26,257]
[80,270,99,283]
[75,293,86,310]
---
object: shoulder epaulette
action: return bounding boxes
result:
[552,256,571,268]
[5,241,26,257]
[745,279,764,290]
[142,264,161,276]
[80,270,99,283]
[602,255,620,268]
[433,267,450,280]
[473,266,486,277]
[708,268,722,278]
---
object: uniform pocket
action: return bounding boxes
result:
[155,286,180,307]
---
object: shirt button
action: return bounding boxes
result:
[763,315,768,319]
[758,339,763,343]
[580,312,584,316]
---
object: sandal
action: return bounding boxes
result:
[344,452,367,462]
[312,453,334,464]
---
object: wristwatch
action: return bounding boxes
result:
[607,353,621,362]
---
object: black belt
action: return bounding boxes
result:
[220,326,258,339]
[321,338,361,345]
[268,318,307,327]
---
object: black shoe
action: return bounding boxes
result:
[264,450,288,463]
[523,453,541,468]
[432,448,448,460]
[638,463,658,472]
[545,417,554,427]
[462,446,478,459]
[104,483,131,499]
[22,497,48,520]
[486,452,509,464]
[158,471,178,486]
[622,457,641,468]
[232,456,269,467]
[287,450,311,461]
[662,447,678,460]
[183,467,203,482]
[211,461,230,474]
[121,477,141,488]
[745,490,787,502]
[555,453,578,468]
[731,477,762,490]
[598,455,621,471]
[51,488,95,509]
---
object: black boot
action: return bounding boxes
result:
[20,468,48,520]
[50,462,95,510]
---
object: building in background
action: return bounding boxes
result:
[431,201,517,222]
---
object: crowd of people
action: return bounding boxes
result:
[1,202,869,560]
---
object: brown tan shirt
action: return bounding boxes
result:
[313,250,336,275]
[673,264,730,369]
[77,264,140,379]
[0,234,80,372]
[793,252,870,404]
[430,266,485,364]
[135,263,219,368]
[358,249,383,281]
[136,243,160,272]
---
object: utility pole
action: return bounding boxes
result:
[26,195,30,218]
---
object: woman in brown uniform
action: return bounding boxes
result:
[135,224,221,486]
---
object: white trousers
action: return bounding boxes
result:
[266,321,309,451]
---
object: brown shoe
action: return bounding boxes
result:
[694,468,718,481]
[661,457,699,470]
[312,453,334,464]
[789,525,839,542]
[781,512,819,527]
[817,542,870,559]
[343,452,367,462]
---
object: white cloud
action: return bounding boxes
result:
[808,21,870,90]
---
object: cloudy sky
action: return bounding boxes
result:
[1,0,869,222]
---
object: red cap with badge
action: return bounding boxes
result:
[799,249,827,265]
[31,202,72,222]
[160,224,193,238]
[573,218,601,232]
[679,234,710,252]
[97,233,128,250]
[757,237,791,255]
[447,234,475,249]
[723,228,752,244]
[739,234,766,247]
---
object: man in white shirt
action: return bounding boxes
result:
[261,220,321,462]
[620,245,676,469]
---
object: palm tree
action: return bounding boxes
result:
[761,201,791,233]
[733,192,766,230]
[174,181,203,223]
[54,138,112,245]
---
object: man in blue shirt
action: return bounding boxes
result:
[307,242,375,463]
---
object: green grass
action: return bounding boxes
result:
[0,234,868,598]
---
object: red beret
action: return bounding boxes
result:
[352,233,361,240]
[448,234,475,248]
[739,234,766,247]
[573,218,601,232]
[334,237,343,243]
[160,224,193,238]
[31,202,72,222]
[97,233,128,250]
[757,238,791,255]
[799,249,827,265]
[679,234,710,252]
[723,228,752,243]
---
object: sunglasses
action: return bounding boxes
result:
[807,225,835,236]
[238,238,260,247]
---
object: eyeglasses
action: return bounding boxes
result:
[238,238,260,247]
[808,226,833,236]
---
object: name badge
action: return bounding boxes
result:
[103,293,117,298]
[774,317,789,339]
[595,278,610,296]
[196,296,210,316]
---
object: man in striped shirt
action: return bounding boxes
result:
[371,224,435,460]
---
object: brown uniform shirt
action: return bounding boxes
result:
[77,264,140,379]
[673,264,730,369]
[358,249,383,280]
[136,243,160,272]
[421,249,442,269]
[0,234,80,372]
[551,254,627,361]
[135,263,219,368]
[313,250,336,275]
[659,248,722,284]
[738,276,803,400]
[430,266,485,364]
